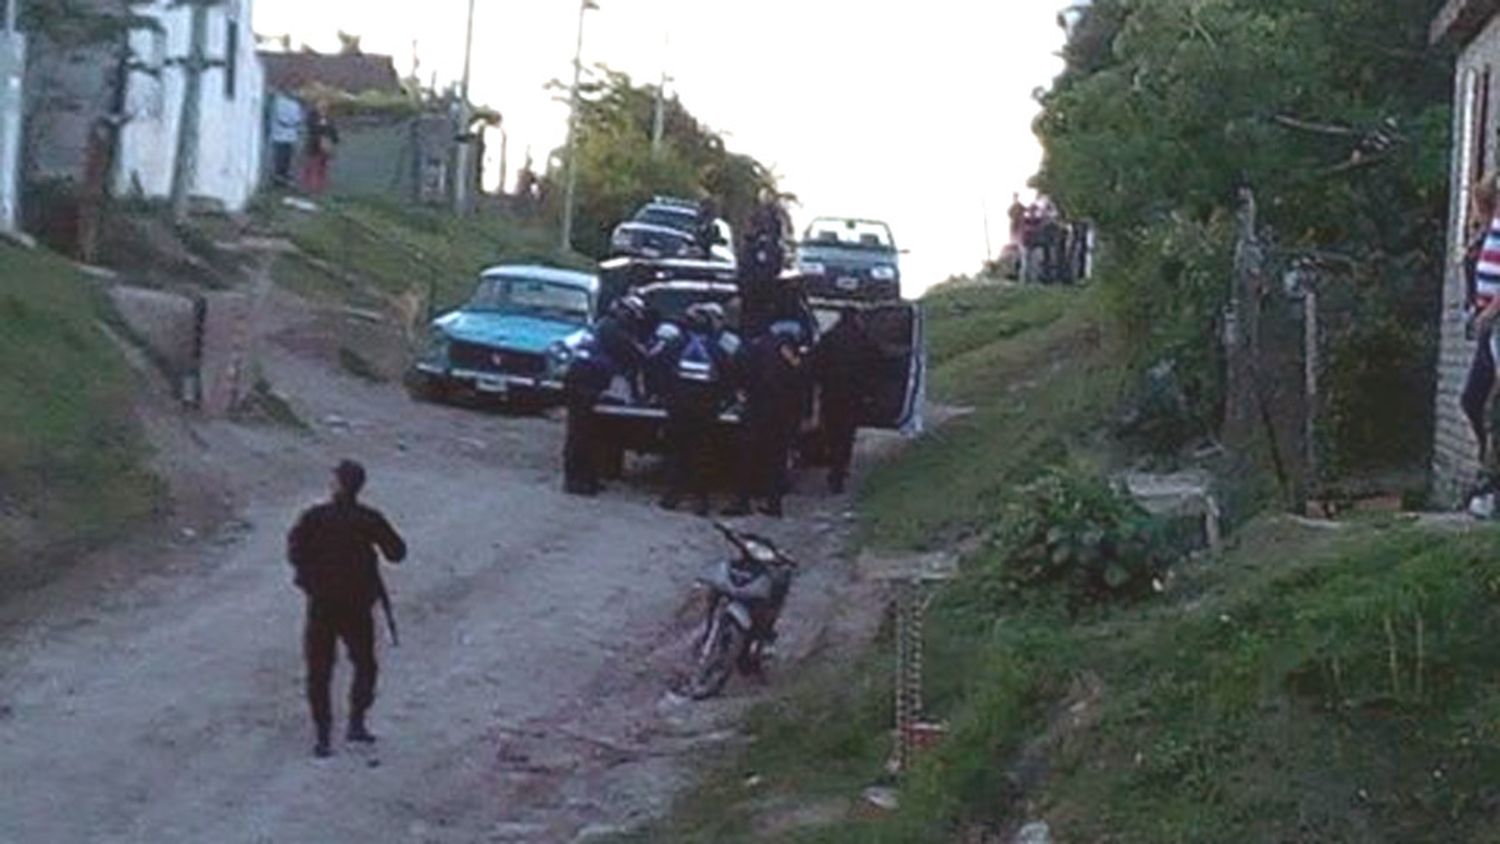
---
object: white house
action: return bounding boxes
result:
[115,0,264,211]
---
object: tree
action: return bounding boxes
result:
[544,67,778,257]
[1034,0,1451,473]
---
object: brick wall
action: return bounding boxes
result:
[1433,16,1500,505]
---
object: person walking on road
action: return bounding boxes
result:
[286,460,407,758]
[725,320,809,518]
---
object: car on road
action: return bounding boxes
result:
[795,217,903,301]
[609,197,736,266]
[408,265,597,406]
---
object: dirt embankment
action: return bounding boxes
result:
[0,274,893,843]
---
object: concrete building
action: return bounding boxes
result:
[22,0,264,216]
[1431,0,1500,503]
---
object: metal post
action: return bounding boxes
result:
[453,0,476,214]
[0,0,23,232]
[170,1,211,222]
[651,33,669,157]
[559,0,594,253]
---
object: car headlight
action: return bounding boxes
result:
[548,340,573,364]
[870,265,898,281]
[422,328,451,364]
[611,229,632,247]
[798,261,826,276]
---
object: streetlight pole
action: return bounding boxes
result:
[0,0,23,234]
[559,0,595,254]
[454,0,476,215]
[651,32,669,157]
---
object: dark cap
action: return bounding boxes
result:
[334,459,366,499]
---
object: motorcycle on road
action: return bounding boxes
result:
[685,522,798,699]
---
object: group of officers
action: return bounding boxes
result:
[560,205,877,518]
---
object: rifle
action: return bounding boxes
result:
[374,572,399,647]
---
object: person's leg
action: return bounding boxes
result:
[724,420,758,516]
[303,602,337,755]
[660,410,688,509]
[686,412,713,516]
[563,395,599,495]
[825,402,857,493]
[342,607,378,742]
[1462,338,1495,466]
[274,143,293,185]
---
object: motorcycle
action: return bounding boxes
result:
[685,522,798,700]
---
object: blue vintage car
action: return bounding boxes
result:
[408,265,598,405]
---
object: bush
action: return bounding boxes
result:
[975,464,1172,610]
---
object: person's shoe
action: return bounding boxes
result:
[657,494,681,512]
[313,740,332,758]
[346,723,378,744]
[828,474,846,495]
[564,481,600,497]
[693,496,711,517]
[722,499,753,517]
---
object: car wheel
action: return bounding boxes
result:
[404,370,449,404]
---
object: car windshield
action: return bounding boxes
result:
[802,219,896,252]
[633,206,698,233]
[469,275,591,324]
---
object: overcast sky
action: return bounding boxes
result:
[253,0,1069,294]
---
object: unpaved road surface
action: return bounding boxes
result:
[0,286,889,843]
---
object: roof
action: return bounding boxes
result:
[259,51,402,96]
[480,265,600,292]
[1431,0,1500,46]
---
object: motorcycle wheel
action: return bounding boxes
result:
[688,617,748,700]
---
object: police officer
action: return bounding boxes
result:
[562,296,650,495]
[725,320,809,518]
[286,460,407,758]
[657,302,737,516]
[815,309,874,494]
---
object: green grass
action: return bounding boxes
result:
[0,243,161,578]
[860,285,1124,549]
[633,284,1500,843]
[258,197,591,311]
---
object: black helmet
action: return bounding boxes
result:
[612,294,647,323]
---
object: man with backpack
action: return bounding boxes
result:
[725,320,809,517]
[286,461,407,758]
[657,302,738,516]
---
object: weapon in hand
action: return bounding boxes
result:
[375,574,399,647]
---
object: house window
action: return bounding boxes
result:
[224,18,239,99]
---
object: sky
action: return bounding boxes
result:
[253,0,1070,295]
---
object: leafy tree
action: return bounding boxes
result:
[1035,0,1451,474]
[545,67,778,258]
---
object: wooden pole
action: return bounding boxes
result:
[170,1,211,222]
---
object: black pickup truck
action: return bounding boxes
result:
[550,255,925,470]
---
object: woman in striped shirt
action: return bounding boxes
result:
[1461,172,1500,476]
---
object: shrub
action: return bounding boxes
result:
[976,464,1172,610]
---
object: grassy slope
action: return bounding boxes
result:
[0,243,159,577]
[258,197,591,312]
[630,284,1500,843]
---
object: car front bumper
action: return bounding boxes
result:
[414,362,564,396]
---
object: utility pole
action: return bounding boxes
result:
[651,33,669,157]
[454,0,476,215]
[559,0,596,253]
[170,0,212,223]
[0,0,25,234]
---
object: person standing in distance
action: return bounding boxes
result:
[286,460,407,758]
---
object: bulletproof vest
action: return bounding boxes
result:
[676,332,719,384]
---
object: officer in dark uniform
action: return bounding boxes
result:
[286,460,407,758]
[657,302,737,516]
[562,296,650,495]
[815,309,874,494]
[725,320,808,517]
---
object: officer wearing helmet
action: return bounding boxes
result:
[725,319,809,517]
[656,301,739,515]
[562,294,652,496]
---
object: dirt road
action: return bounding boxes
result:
[0,287,885,843]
